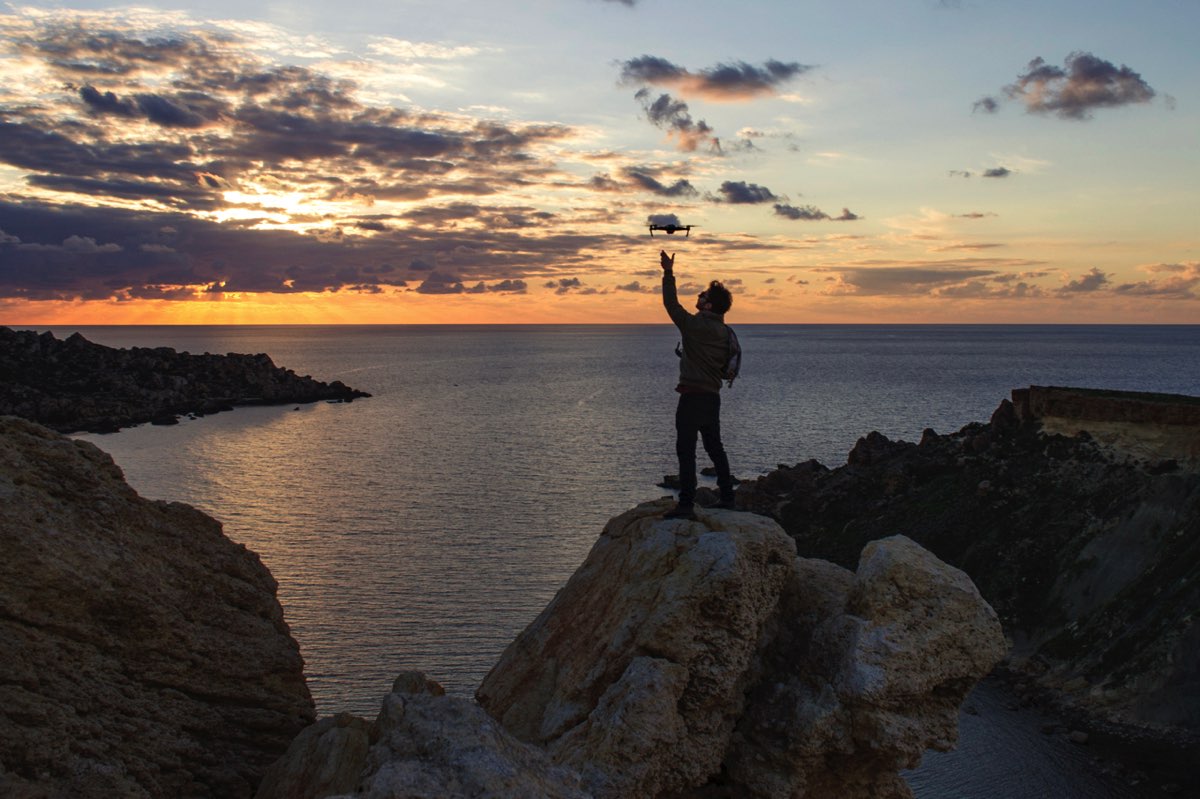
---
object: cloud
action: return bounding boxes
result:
[0,12,638,301]
[716,181,777,204]
[972,96,999,114]
[817,265,1001,296]
[775,203,827,220]
[949,167,1011,179]
[1057,267,1110,294]
[619,55,813,101]
[774,204,860,221]
[1001,52,1157,120]
[546,277,584,295]
[648,213,682,227]
[634,89,719,152]
[591,166,697,197]
[415,271,466,294]
[615,280,650,293]
[1113,262,1200,299]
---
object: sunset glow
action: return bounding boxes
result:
[1,1,1197,324]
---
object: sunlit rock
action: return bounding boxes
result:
[476,500,1005,798]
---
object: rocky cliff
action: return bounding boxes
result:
[260,499,1005,799]
[727,390,1200,763]
[0,326,369,433]
[0,417,315,798]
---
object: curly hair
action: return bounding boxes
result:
[704,280,732,314]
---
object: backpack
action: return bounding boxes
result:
[722,325,741,387]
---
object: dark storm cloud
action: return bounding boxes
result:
[619,55,813,100]
[648,213,682,227]
[635,89,719,152]
[716,181,777,204]
[998,52,1157,120]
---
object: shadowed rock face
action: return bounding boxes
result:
[0,326,369,433]
[0,417,314,798]
[257,673,588,799]
[732,396,1200,744]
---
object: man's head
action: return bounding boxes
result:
[698,280,732,315]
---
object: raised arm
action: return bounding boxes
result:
[660,250,690,328]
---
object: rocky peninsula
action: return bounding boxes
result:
[0,326,369,434]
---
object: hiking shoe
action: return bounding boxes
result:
[715,496,737,510]
[664,503,697,520]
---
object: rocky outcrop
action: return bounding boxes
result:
[0,326,370,433]
[258,673,588,799]
[261,501,1003,799]
[730,391,1200,754]
[0,417,315,798]
[477,501,1005,798]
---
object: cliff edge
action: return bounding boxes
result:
[0,417,315,798]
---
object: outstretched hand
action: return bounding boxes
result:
[660,250,675,272]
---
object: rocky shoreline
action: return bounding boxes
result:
[0,326,370,434]
[709,390,1199,789]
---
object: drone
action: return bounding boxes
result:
[648,223,695,237]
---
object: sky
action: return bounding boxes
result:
[0,0,1197,324]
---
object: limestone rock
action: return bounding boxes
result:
[258,673,586,799]
[0,417,314,798]
[474,502,1005,799]
[476,500,798,798]
[723,536,1007,798]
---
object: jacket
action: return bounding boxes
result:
[662,271,728,393]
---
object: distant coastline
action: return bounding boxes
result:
[0,326,370,434]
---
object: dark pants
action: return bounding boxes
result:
[675,392,733,506]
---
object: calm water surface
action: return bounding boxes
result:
[49,324,1199,799]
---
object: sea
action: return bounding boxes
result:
[39,324,1200,798]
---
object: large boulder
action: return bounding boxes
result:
[476,501,797,798]
[476,499,1006,798]
[724,536,1008,798]
[0,417,314,798]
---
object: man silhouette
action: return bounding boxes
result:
[660,250,735,520]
